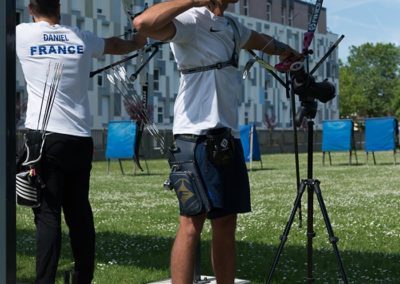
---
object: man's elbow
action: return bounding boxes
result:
[133,17,150,34]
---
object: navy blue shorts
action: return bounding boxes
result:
[195,138,251,219]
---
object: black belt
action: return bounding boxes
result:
[174,134,204,143]
[174,128,231,142]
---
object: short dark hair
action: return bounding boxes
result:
[29,0,60,18]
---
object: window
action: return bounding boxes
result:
[157,45,164,59]
[76,18,84,30]
[288,8,293,26]
[114,92,121,116]
[157,107,163,123]
[153,69,159,91]
[169,51,175,61]
[281,6,286,25]
[71,0,79,11]
[16,11,21,25]
[243,0,249,16]
[97,75,103,86]
[154,69,159,81]
[266,2,272,21]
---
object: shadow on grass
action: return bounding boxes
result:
[322,162,365,167]
[17,228,400,283]
[247,167,277,172]
[365,162,398,166]
[119,172,166,177]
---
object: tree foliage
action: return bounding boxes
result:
[339,43,400,118]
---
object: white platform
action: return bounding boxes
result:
[149,276,250,284]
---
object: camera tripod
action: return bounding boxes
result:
[247,26,348,284]
[239,21,349,281]
[265,98,348,284]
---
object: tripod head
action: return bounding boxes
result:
[290,61,336,104]
[287,58,335,127]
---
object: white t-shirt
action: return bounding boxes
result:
[170,8,251,137]
[16,21,105,137]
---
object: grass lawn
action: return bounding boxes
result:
[16,151,400,283]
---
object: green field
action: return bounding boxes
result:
[16,151,400,283]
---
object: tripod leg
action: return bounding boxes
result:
[265,181,307,284]
[349,150,351,165]
[355,149,358,165]
[193,241,201,282]
[311,181,349,284]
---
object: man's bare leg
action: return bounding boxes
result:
[171,214,206,284]
[211,214,237,284]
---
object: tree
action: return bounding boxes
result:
[339,43,400,118]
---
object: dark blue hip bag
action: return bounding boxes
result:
[166,128,235,216]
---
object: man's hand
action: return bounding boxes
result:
[275,45,303,72]
[279,45,302,63]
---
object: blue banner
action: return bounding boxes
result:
[365,117,398,152]
[105,120,137,159]
[322,119,353,152]
[240,124,261,162]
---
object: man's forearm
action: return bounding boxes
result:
[243,31,301,62]
[104,35,146,55]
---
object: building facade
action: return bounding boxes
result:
[16,0,340,132]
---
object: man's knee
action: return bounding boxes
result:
[177,215,206,238]
[211,214,237,235]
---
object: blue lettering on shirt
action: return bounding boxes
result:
[58,45,67,54]
[30,44,85,56]
[30,46,37,55]
[67,46,76,54]
[48,45,57,54]
[39,46,47,55]
[43,34,69,42]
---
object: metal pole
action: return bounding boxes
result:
[306,119,315,284]
[0,0,17,283]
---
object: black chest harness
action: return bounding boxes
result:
[179,16,241,75]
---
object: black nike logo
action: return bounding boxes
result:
[210,27,221,32]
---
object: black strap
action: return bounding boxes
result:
[180,58,237,74]
[179,16,240,75]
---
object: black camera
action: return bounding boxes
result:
[290,62,336,103]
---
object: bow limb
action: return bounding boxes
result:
[275,0,323,72]
[122,0,148,171]
[133,119,144,171]
[244,1,323,77]
[132,41,150,171]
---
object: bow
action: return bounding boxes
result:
[122,0,148,171]
[121,0,167,171]
[90,1,166,171]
